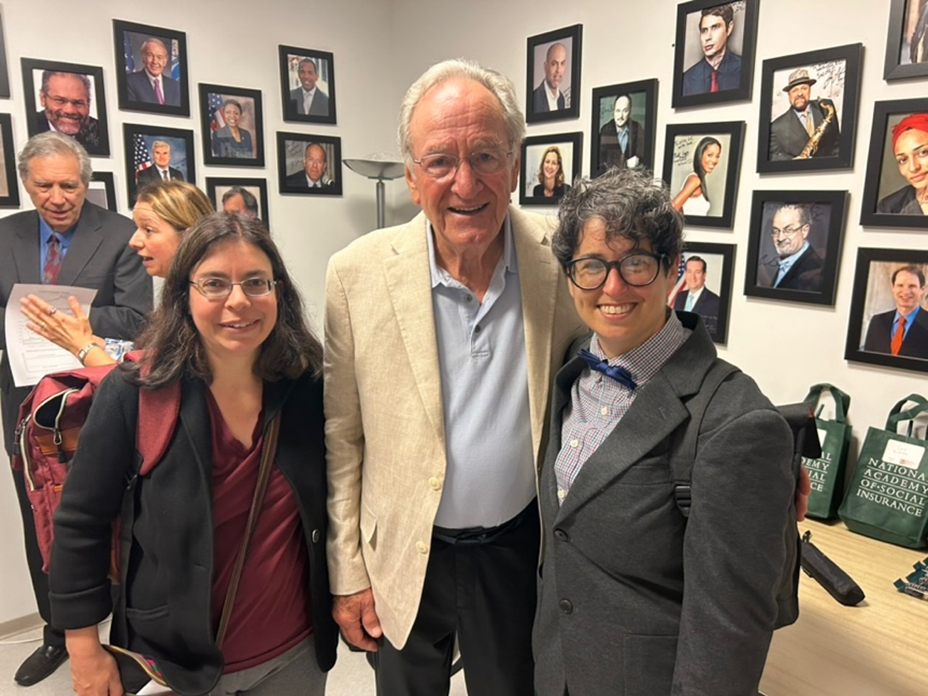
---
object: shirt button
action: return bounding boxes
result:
[559,599,573,614]
[557,488,568,501]
[464,294,473,302]
[601,406,609,416]
[570,439,579,448]
[429,476,442,491]
[416,541,428,554]
[311,529,321,543]
[474,325,481,334]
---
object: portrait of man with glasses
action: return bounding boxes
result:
[32,70,105,155]
[757,202,824,292]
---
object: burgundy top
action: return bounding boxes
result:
[207,391,312,673]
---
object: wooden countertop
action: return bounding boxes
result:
[760,519,928,695]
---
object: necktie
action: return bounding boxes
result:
[154,78,164,106]
[891,316,905,355]
[710,70,719,93]
[578,349,636,390]
[44,235,61,285]
[804,111,814,136]
[161,169,169,181]
[685,293,696,311]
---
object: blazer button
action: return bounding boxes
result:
[559,599,573,614]
[428,476,442,491]
[311,529,320,543]
[416,540,428,554]
[553,529,568,542]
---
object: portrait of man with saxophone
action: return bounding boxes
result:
[768,68,841,161]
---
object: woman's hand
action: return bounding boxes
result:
[20,295,98,358]
[65,628,123,696]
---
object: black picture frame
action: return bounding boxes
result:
[21,58,110,157]
[662,120,744,228]
[113,19,189,117]
[88,172,116,212]
[0,113,20,207]
[884,0,928,80]
[671,0,758,109]
[520,132,582,206]
[671,242,735,344]
[122,123,195,207]
[845,248,928,373]
[589,79,658,178]
[860,97,928,228]
[756,43,863,173]
[525,24,582,124]
[206,177,270,226]
[743,190,847,306]
[277,132,342,196]
[0,8,11,99]
[279,46,337,125]
[198,84,265,167]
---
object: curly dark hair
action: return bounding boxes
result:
[130,212,322,388]
[551,167,684,272]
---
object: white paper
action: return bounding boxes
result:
[134,681,174,695]
[882,439,926,470]
[5,283,97,387]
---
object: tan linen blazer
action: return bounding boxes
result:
[324,206,583,649]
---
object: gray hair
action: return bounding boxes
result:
[141,38,169,55]
[17,131,92,184]
[221,186,259,216]
[397,58,525,162]
[552,168,684,272]
[40,71,92,102]
[151,140,170,152]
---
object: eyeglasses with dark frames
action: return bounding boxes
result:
[413,148,513,180]
[189,277,279,300]
[565,252,667,290]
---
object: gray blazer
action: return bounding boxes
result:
[533,312,795,696]
[0,203,152,453]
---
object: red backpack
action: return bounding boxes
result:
[10,353,180,574]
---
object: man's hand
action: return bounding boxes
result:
[796,463,811,521]
[66,628,123,696]
[333,588,382,651]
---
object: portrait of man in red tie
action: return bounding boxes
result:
[680,3,742,97]
[864,265,928,359]
[115,20,189,116]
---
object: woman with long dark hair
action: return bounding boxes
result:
[671,136,721,216]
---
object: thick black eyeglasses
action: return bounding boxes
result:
[189,277,279,300]
[565,252,666,290]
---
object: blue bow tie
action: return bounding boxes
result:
[577,349,636,390]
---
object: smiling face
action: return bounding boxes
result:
[222,102,241,127]
[567,218,675,359]
[298,60,318,91]
[404,78,519,263]
[543,151,560,180]
[788,83,811,111]
[543,43,567,90]
[699,12,732,60]
[153,144,171,168]
[684,258,706,292]
[39,73,91,136]
[701,143,721,174]
[893,270,926,315]
[141,39,168,78]
[23,153,88,233]
[894,128,928,193]
[303,143,327,182]
[770,206,809,258]
[189,239,278,369]
[129,202,182,278]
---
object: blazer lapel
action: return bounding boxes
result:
[382,212,444,443]
[12,213,42,285]
[58,204,106,287]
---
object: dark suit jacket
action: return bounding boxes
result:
[0,203,152,454]
[285,171,331,189]
[533,82,565,112]
[759,245,824,292]
[289,87,330,116]
[681,50,741,96]
[137,166,184,188]
[533,313,794,695]
[597,118,646,174]
[34,112,104,155]
[877,186,926,216]
[864,307,928,359]
[768,100,841,161]
[673,287,720,338]
[125,70,181,107]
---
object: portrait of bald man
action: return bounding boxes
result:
[528,27,580,121]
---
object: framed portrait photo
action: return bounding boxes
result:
[589,79,657,178]
[0,9,11,99]
[756,43,863,173]
[525,24,582,124]
[845,248,928,374]
[279,46,336,125]
[21,58,110,157]
[520,132,582,206]
[743,190,847,306]
[662,121,744,228]
[277,132,342,196]
[123,124,195,207]
[88,172,116,212]
[670,242,735,344]
[199,84,265,167]
[0,113,20,207]
[113,19,189,116]
[884,0,928,80]
[671,0,758,109]
[206,177,269,225]
[861,98,928,228]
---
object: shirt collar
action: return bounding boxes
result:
[426,215,514,289]
[896,305,921,325]
[39,215,78,249]
[779,241,810,268]
[588,310,689,387]
[302,86,317,98]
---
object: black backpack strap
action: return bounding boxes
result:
[671,359,739,518]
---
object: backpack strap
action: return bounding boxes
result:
[671,359,739,518]
[123,351,181,476]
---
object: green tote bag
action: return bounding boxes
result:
[803,383,852,519]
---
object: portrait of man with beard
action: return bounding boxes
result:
[28,68,107,156]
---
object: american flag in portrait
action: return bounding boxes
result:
[667,253,687,306]
[207,92,226,133]
[133,135,153,184]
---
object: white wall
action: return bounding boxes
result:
[2,0,927,627]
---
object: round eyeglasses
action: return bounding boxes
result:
[413,148,512,180]
[189,277,278,300]
[565,252,666,290]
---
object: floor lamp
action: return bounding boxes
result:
[343,156,406,230]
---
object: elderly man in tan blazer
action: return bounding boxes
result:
[324,59,583,695]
